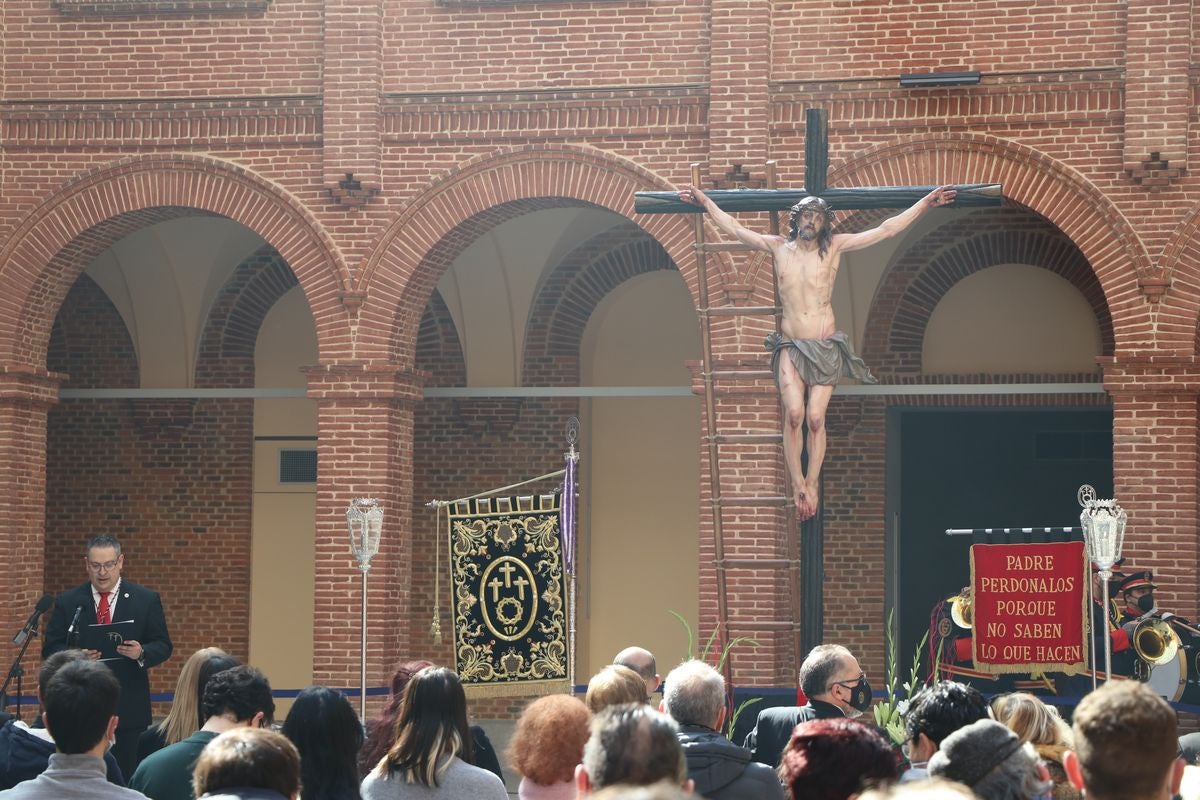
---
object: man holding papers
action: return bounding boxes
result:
[43,534,173,779]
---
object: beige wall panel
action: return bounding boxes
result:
[923,264,1102,374]
[578,271,699,678]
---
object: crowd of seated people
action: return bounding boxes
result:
[2,641,1198,800]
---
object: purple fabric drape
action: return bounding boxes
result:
[561,455,577,573]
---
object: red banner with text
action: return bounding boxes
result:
[970,541,1088,674]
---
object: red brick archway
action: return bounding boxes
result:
[522,221,677,386]
[356,144,713,367]
[832,133,1160,352]
[0,154,349,369]
[860,212,1114,374]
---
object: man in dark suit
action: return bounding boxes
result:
[743,644,871,767]
[43,534,173,779]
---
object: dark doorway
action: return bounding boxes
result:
[889,407,1114,666]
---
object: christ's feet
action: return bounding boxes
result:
[794,484,815,521]
[801,479,820,521]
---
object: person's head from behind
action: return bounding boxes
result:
[160,647,238,744]
[361,659,437,774]
[576,703,690,796]
[1065,680,1183,800]
[903,681,991,765]
[856,778,976,800]
[380,666,473,786]
[193,727,301,800]
[509,693,592,787]
[282,686,364,800]
[661,659,725,730]
[37,648,89,703]
[202,665,275,728]
[613,647,660,695]
[990,692,1072,749]
[586,664,649,713]
[779,717,895,800]
[928,718,1049,800]
[589,782,693,800]
[43,659,120,755]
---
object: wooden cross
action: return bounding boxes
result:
[634,109,1002,214]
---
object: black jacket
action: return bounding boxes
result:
[43,580,173,731]
[678,724,783,800]
[0,719,125,789]
[743,699,845,767]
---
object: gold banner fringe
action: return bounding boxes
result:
[463,679,571,700]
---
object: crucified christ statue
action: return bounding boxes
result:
[677,184,957,521]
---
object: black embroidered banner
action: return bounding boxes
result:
[447,493,569,697]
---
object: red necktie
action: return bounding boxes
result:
[97,592,111,625]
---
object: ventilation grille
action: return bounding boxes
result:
[279,449,317,483]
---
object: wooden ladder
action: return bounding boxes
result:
[690,162,809,688]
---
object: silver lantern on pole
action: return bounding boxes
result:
[1078,484,1127,683]
[347,498,383,717]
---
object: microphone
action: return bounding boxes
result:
[66,605,83,648]
[12,594,53,647]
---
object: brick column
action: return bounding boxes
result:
[322,0,382,205]
[1122,0,1190,186]
[306,363,424,714]
[1102,355,1200,619]
[0,365,62,641]
[706,0,770,183]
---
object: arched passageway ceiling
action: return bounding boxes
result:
[0,155,348,370]
[831,133,1163,352]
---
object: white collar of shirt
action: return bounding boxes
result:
[91,578,122,617]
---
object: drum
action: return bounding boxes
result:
[1132,617,1200,703]
[1134,648,1187,701]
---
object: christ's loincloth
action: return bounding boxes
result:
[765,331,879,387]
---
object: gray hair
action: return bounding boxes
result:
[662,659,724,727]
[86,535,122,555]
[970,742,1049,800]
[799,644,852,699]
[581,703,686,790]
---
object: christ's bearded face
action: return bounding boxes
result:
[795,208,825,241]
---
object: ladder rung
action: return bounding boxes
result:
[709,370,774,380]
[717,496,789,507]
[711,433,782,444]
[703,305,781,317]
[729,620,797,632]
[696,241,755,252]
[719,558,797,569]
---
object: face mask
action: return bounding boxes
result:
[845,678,873,713]
[1138,593,1155,614]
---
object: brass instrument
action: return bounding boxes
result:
[1132,617,1181,665]
[949,588,973,630]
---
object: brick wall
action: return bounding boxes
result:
[1,0,1198,703]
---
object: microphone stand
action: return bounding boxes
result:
[0,621,40,722]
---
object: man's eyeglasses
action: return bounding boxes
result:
[828,674,866,691]
[87,559,120,572]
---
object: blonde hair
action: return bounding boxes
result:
[991,692,1073,748]
[155,647,237,746]
[585,665,648,714]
